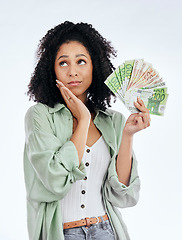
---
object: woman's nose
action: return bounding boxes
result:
[68,65,78,77]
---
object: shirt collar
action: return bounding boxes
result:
[48,103,66,113]
[97,109,112,117]
[48,103,113,117]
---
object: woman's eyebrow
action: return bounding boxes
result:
[57,55,68,61]
[76,54,88,58]
[57,53,88,61]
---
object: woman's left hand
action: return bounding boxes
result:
[123,97,151,136]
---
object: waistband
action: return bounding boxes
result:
[63,214,109,229]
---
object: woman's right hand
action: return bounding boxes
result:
[56,80,91,122]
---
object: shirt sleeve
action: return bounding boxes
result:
[24,105,86,203]
[103,110,140,208]
[104,152,140,208]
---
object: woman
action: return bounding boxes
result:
[24,21,150,240]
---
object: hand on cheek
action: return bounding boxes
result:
[56,80,91,122]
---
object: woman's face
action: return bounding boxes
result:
[54,41,93,102]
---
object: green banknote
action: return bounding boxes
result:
[104,72,125,103]
[147,87,168,116]
[125,60,135,81]
[104,73,118,94]
[126,88,168,116]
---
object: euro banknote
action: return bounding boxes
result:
[104,59,168,116]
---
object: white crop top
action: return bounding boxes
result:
[60,136,111,223]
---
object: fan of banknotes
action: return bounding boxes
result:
[104,59,168,116]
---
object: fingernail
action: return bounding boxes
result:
[56,80,64,86]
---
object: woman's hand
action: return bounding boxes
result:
[56,80,91,164]
[56,80,91,122]
[123,97,151,137]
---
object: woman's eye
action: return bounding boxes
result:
[78,59,86,65]
[59,61,67,67]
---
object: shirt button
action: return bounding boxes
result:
[84,176,87,180]
[81,204,85,208]
[70,179,73,184]
[81,190,86,194]
[86,149,90,153]
[85,162,89,167]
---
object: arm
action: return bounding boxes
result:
[116,132,133,186]
[24,104,86,203]
[116,97,151,186]
[104,97,150,208]
[56,80,91,164]
[70,118,90,164]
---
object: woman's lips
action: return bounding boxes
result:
[68,81,82,86]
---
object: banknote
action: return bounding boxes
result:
[104,73,125,103]
[127,59,144,90]
[104,59,168,116]
[126,87,168,116]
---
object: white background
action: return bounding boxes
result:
[0,0,182,239]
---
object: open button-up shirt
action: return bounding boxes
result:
[24,103,140,240]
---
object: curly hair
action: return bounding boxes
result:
[27,21,117,111]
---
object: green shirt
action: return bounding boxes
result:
[24,103,140,240]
